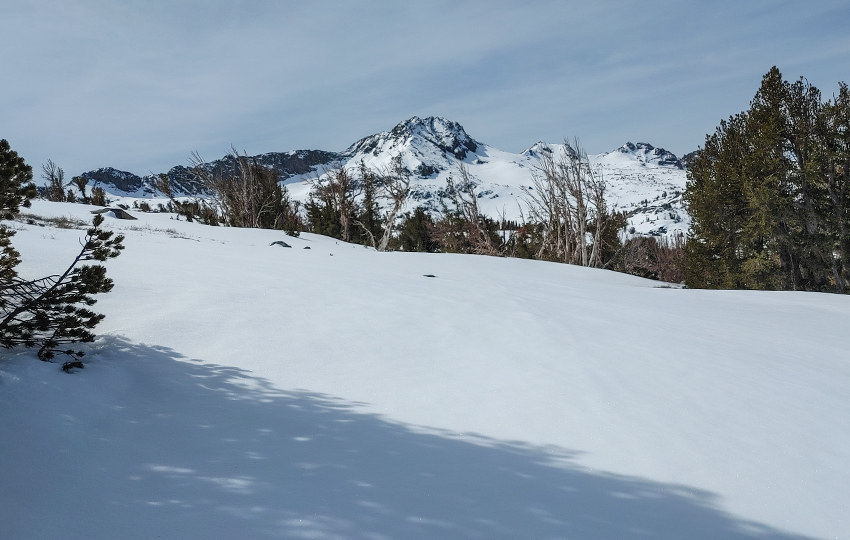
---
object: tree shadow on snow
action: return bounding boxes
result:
[4,336,817,540]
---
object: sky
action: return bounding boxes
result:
[2,0,849,177]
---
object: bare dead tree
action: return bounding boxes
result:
[377,155,411,252]
[189,148,292,229]
[304,157,409,249]
[308,163,360,242]
[496,205,510,247]
[376,157,410,251]
[525,148,570,261]
[450,164,499,255]
[523,139,613,267]
[155,173,174,201]
[41,160,66,202]
[587,168,608,268]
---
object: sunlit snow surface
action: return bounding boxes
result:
[1,201,848,540]
[291,123,691,238]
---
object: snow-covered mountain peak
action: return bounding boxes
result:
[345,116,480,162]
[521,141,583,161]
[520,141,552,158]
[77,118,690,238]
[602,142,683,169]
[81,167,147,195]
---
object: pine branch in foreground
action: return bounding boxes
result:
[0,214,124,369]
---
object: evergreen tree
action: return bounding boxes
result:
[353,161,383,247]
[503,222,544,260]
[305,197,342,239]
[72,175,89,203]
[90,186,107,206]
[0,139,37,219]
[399,208,439,252]
[0,141,124,369]
[684,67,850,292]
[304,163,357,241]
[819,83,850,291]
[684,114,751,288]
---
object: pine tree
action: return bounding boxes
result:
[0,214,124,364]
[819,83,850,291]
[71,176,89,203]
[90,186,107,206]
[0,139,37,219]
[399,208,438,252]
[305,193,342,239]
[684,67,850,292]
[353,160,383,247]
[0,141,124,369]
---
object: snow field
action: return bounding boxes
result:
[1,200,848,540]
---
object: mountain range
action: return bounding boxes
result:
[83,116,691,237]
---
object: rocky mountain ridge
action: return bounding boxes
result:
[81,116,692,237]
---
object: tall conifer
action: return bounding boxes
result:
[685,67,850,292]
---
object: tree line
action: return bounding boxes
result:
[291,140,678,281]
[165,139,683,282]
[19,129,683,283]
[15,64,847,296]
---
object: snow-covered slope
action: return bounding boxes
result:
[85,117,689,237]
[1,201,848,540]
[293,117,689,237]
[523,140,688,236]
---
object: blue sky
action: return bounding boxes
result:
[2,0,849,175]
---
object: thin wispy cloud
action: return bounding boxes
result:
[2,0,848,174]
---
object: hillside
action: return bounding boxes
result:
[82,117,690,237]
[1,201,847,540]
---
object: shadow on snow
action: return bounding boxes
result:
[1,337,814,540]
